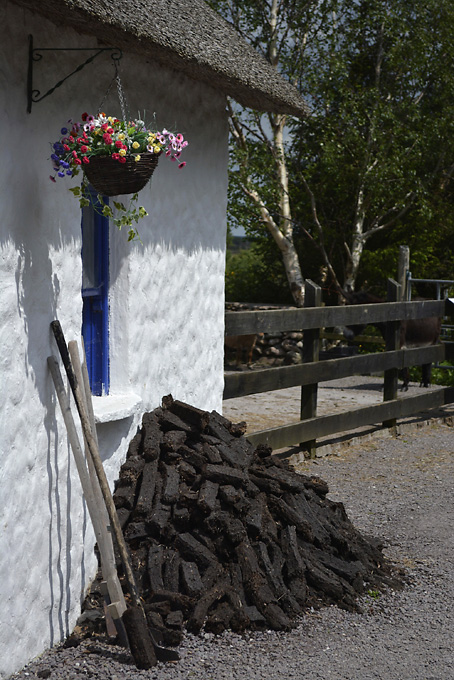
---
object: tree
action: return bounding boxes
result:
[210,0,454,301]
[208,0,316,306]
[292,0,454,293]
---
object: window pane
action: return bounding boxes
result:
[82,205,97,290]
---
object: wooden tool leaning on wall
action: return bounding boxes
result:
[48,320,179,667]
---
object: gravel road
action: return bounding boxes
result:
[10,389,454,680]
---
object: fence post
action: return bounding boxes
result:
[397,245,410,301]
[383,278,401,428]
[300,279,322,458]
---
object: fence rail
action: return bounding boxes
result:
[223,280,454,455]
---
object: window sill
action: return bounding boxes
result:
[92,393,143,424]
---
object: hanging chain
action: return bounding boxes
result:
[115,61,128,121]
[97,57,129,120]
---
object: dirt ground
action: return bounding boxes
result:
[222,374,454,458]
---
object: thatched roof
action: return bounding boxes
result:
[15,0,309,117]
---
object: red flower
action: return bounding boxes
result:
[81,112,88,121]
[82,156,90,164]
[72,150,78,158]
[63,144,70,152]
[80,145,88,153]
[74,158,82,165]
[103,133,113,145]
[115,140,123,148]
[118,156,127,164]
[68,135,74,143]
[107,127,114,134]
[101,123,108,131]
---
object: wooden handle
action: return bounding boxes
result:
[50,321,142,610]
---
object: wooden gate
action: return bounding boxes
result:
[224,279,454,455]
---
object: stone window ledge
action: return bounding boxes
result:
[92,393,143,424]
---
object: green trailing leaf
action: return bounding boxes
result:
[102,205,114,219]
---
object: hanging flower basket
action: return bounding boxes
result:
[49,112,188,240]
[83,151,161,196]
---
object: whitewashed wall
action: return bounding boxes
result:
[0,3,228,676]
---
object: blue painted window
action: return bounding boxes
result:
[81,192,109,396]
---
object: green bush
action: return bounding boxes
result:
[408,362,454,387]
[225,244,293,304]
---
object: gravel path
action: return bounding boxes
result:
[10,418,454,680]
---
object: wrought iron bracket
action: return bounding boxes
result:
[27,34,122,113]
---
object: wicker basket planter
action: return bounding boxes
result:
[83,152,161,196]
[51,112,188,240]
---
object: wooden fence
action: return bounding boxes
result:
[224,279,454,455]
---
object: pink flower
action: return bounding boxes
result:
[49,175,56,183]
[176,134,184,143]
[178,162,186,169]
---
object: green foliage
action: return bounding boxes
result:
[409,363,454,387]
[291,0,454,290]
[225,242,293,304]
[211,0,454,299]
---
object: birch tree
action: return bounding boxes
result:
[211,0,454,298]
[293,0,454,292]
[209,0,318,306]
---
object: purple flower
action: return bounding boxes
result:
[51,153,60,161]
[61,127,68,135]
[57,171,65,178]
[66,170,73,176]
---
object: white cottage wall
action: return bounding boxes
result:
[0,3,228,676]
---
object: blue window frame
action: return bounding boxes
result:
[81,192,109,396]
